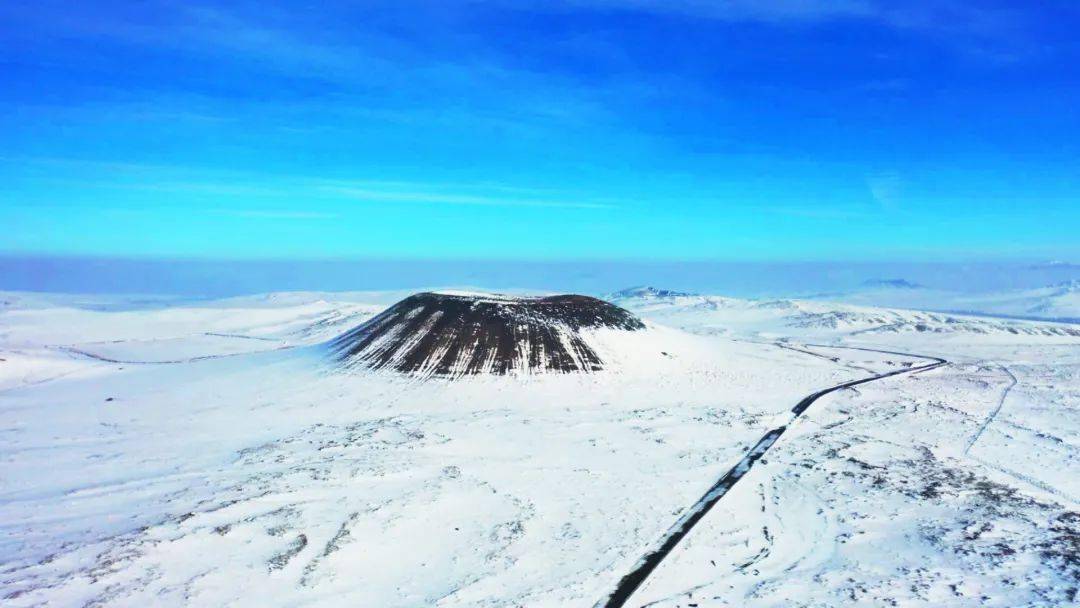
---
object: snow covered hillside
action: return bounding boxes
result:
[795,279,1080,322]
[1,288,1077,606]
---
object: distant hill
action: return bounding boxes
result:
[860,279,924,290]
[608,286,697,300]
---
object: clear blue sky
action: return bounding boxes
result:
[2,1,1078,262]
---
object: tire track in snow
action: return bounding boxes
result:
[961,365,1078,503]
[963,364,1018,456]
[55,344,293,365]
[595,344,946,608]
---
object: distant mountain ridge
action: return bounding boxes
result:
[609,281,1080,328]
[860,279,924,289]
[1049,279,1080,294]
[609,284,1080,338]
[608,286,697,300]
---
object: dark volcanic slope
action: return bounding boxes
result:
[327,292,645,377]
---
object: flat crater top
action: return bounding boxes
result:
[327,292,645,377]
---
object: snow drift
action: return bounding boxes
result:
[326,292,646,377]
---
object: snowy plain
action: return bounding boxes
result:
[1,288,1077,606]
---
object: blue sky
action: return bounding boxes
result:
[2,1,1078,262]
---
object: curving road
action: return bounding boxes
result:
[595,343,947,608]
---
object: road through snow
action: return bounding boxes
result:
[595,344,947,608]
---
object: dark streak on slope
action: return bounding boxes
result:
[327,292,645,377]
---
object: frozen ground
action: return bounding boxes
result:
[1,289,1077,606]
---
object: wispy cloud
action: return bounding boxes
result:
[549,0,1018,32]
[1,1,363,74]
[322,185,616,210]
[211,209,340,220]
[866,171,904,211]
[550,0,876,24]
[761,205,877,221]
[4,156,619,212]
[541,0,1044,61]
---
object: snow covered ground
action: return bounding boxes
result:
[1,289,1077,606]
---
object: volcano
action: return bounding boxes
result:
[326,292,645,377]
